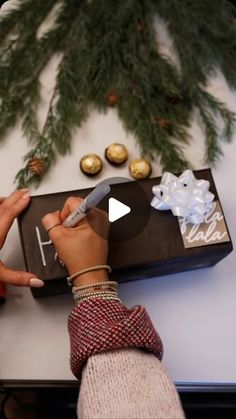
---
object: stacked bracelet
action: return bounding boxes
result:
[67,265,112,287]
[76,292,120,304]
[72,280,119,304]
[72,280,117,293]
[74,292,120,304]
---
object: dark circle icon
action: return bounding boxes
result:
[87,176,151,243]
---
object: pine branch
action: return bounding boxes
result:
[15,0,88,187]
[156,0,236,89]
[222,109,236,143]
[15,92,58,188]
[42,1,88,155]
[115,0,190,168]
[0,0,56,91]
[0,0,235,188]
[0,0,80,142]
[199,107,223,165]
[0,0,34,44]
[117,87,190,171]
[198,89,236,143]
[0,1,71,97]
[20,79,41,144]
[15,138,56,189]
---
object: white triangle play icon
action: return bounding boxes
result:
[108,198,131,223]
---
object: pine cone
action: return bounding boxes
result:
[27,158,45,175]
[136,18,145,32]
[167,95,183,105]
[106,90,119,106]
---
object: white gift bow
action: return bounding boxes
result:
[151,170,215,224]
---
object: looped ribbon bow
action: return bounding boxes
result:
[151,170,215,224]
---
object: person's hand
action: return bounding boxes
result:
[0,190,44,288]
[42,197,109,287]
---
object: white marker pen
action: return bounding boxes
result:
[62,182,111,228]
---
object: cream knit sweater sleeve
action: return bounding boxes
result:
[78,348,185,419]
[68,298,184,419]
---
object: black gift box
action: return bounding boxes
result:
[18,169,233,298]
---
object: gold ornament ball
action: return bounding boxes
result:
[129,158,152,179]
[80,153,103,176]
[105,143,128,165]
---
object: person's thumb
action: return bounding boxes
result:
[0,261,44,287]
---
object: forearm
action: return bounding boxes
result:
[68,298,184,418]
[78,348,185,419]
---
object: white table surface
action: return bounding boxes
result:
[0,1,236,387]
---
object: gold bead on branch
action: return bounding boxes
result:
[105,143,128,165]
[129,158,152,179]
[27,158,45,176]
[167,95,183,105]
[136,18,145,33]
[154,118,173,134]
[80,153,103,176]
[155,118,172,130]
[106,90,119,107]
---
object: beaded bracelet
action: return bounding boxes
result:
[72,280,118,294]
[73,288,118,297]
[73,286,117,299]
[74,291,120,304]
[75,292,118,302]
[77,296,121,304]
[74,290,118,300]
[79,296,121,303]
[74,288,117,298]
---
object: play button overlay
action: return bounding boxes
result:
[108,198,131,222]
[87,176,151,243]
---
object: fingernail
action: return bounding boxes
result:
[22,191,31,199]
[30,278,44,288]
